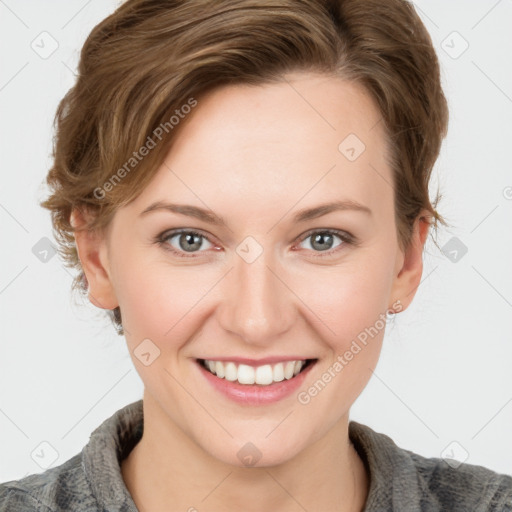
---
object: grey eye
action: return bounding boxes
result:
[300,232,343,252]
[167,231,213,253]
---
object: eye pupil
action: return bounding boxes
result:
[180,232,202,252]
[311,233,333,251]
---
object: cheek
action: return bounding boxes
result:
[112,248,219,346]
[110,248,177,336]
[296,256,395,349]
[287,260,392,431]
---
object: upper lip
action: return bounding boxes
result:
[196,356,317,367]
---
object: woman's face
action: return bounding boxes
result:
[83,72,425,467]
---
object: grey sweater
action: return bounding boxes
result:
[1,399,511,511]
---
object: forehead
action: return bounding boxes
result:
[129,73,393,223]
[175,72,385,148]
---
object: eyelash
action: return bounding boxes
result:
[155,228,356,260]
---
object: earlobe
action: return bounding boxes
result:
[389,213,431,312]
[70,208,119,310]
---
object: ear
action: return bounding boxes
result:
[70,208,118,310]
[389,212,431,313]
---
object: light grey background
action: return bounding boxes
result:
[1,0,511,482]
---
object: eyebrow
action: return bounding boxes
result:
[292,200,372,222]
[139,199,372,225]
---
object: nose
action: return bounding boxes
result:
[217,249,295,346]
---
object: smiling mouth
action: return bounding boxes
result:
[197,358,317,386]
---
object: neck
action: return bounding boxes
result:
[121,392,369,512]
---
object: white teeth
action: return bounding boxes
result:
[255,364,273,385]
[284,361,295,380]
[202,359,309,386]
[215,361,225,378]
[238,364,255,385]
[224,362,238,382]
[273,362,285,382]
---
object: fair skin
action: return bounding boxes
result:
[72,72,430,511]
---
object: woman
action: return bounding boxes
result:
[1,0,511,510]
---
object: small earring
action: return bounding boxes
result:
[386,306,397,320]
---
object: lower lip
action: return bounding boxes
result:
[195,359,317,406]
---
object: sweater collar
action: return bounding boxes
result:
[82,400,422,511]
[349,419,423,511]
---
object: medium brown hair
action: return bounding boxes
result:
[41,0,449,335]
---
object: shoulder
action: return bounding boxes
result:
[0,484,46,512]
[0,400,143,512]
[409,450,512,511]
[349,420,512,511]
[0,453,99,512]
